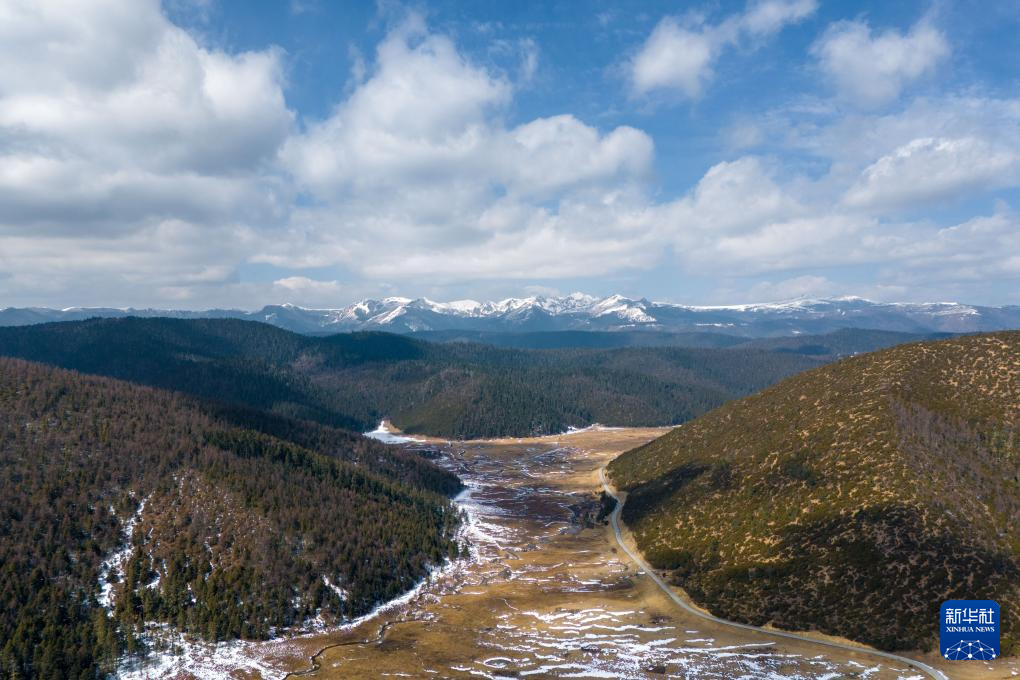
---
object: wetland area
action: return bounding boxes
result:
[133,427,1012,679]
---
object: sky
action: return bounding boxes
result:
[1,0,1019,310]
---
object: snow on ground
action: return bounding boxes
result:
[118,630,282,680]
[97,496,148,611]
[558,423,623,436]
[322,575,349,602]
[364,420,425,444]
[116,552,471,679]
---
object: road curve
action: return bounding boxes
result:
[598,468,950,680]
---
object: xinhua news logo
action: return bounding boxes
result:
[940,600,999,661]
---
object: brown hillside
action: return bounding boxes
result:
[608,332,1020,652]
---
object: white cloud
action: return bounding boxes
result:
[654,140,1020,301]
[506,116,653,197]
[630,18,716,98]
[650,155,856,274]
[630,0,817,98]
[508,37,539,84]
[0,2,291,174]
[745,275,836,300]
[273,276,340,293]
[0,0,291,305]
[0,219,255,306]
[271,276,343,305]
[283,16,511,196]
[875,207,1020,270]
[811,19,949,108]
[274,14,660,282]
[844,136,1018,210]
[0,2,1015,308]
[708,214,870,271]
[663,157,804,243]
[740,0,817,36]
[723,121,765,150]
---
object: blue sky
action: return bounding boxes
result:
[1,0,1019,308]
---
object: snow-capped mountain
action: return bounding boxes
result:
[2,294,1019,337]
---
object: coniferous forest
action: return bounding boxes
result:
[0,317,957,678]
[0,317,827,439]
[0,357,461,679]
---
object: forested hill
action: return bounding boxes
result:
[411,327,948,357]
[0,357,461,679]
[608,332,1020,653]
[0,317,828,438]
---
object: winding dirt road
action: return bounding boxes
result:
[598,467,951,680]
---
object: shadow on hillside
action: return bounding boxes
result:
[621,463,709,526]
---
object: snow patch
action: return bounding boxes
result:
[97,496,148,611]
[558,423,623,436]
[322,575,348,602]
[364,420,426,444]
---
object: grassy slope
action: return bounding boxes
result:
[608,332,1020,652]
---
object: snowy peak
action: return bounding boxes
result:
[1,295,1017,337]
[587,295,656,323]
[308,294,1017,335]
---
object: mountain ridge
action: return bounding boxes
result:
[3,294,1019,336]
[0,317,822,439]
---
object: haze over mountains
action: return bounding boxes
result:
[4,294,1020,336]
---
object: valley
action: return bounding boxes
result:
[6,1,1016,678]
[0,317,826,438]
[124,426,1008,679]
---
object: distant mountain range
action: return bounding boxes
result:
[3,294,1020,336]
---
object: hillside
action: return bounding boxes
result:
[0,358,460,679]
[410,328,748,349]
[412,327,948,358]
[738,327,953,359]
[0,318,823,439]
[608,332,1020,653]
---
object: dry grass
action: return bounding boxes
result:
[210,427,1011,679]
[609,332,1020,654]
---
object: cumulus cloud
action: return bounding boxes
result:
[664,157,802,237]
[844,136,1018,211]
[875,207,1020,272]
[745,275,836,301]
[0,1,1016,308]
[652,135,1020,300]
[630,0,816,98]
[811,19,949,108]
[0,0,291,305]
[630,19,716,98]
[273,276,341,293]
[273,15,659,281]
[282,16,511,196]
